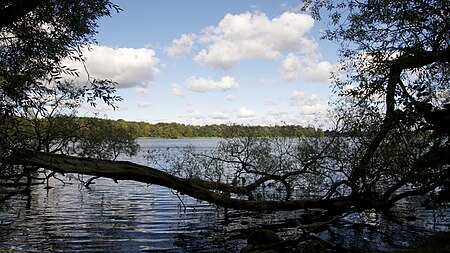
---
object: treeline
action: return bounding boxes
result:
[4,115,324,140]
[83,118,324,139]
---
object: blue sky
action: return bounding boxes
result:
[72,0,339,127]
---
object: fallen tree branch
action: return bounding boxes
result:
[3,150,355,212]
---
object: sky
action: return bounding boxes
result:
[70,0,340,127]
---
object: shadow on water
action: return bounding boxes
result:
[1,139,449,252]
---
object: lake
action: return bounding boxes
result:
[0,138,449,252]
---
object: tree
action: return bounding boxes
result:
[77,118,139,160]
[303,0,449,205]
[0,0,122,148]
[1,0,449,251]
[0,0,130,196]
[0,1,121,102]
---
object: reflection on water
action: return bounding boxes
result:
[0,139,449,252]
[0,178,246,252]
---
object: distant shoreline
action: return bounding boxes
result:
[83,117,326,139]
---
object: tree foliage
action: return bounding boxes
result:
[303,0,450,205]
[74,120,324,139]
[0,0,121,104]
[0,0,132,195]
[76,118,139,160]
[0,0,122,153]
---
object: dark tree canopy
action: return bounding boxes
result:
[305,0,449,132]
[0,0,123,153]
[0,0,131,197]
[0,0,121,98]
[304,0,450,204]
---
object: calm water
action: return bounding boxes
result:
[0,139,449,252]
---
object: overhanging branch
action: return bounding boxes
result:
[3,150,354,212]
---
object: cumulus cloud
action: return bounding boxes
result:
[290,90,320,106]
[237,107,256,118]
[187,76,239,93]
[64,45,160,88]
[164,33,196,57]
[281,53,333,83]
[225,94,235,101]
[210,111,230,120]
[171,83,185,97]
[188,110,204,120]
[208,107,256,121]
[289,90,325,115]
[195,12,316,69]
[167,12,316,69]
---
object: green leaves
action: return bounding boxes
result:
[0,0,122,109]
[0,0,126,166]
[84,78,122,109]
[76,118,139,160]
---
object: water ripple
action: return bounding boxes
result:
[1,139,448,252]
[0,176,246,252]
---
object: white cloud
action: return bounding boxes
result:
[210,111,230,120]
[165,33,196,57]
[186,12,316,69]
[166,11,334,82]
[281,53,302,81]
[79,103,116,113]
[263,97,279,106]
[64,45,160,88]
[281,53,333,82]
[260,79,277,85]
[290,90,320,106]
[268,109,288,116]
[137,102,152,108]
[171,83,185,97]
[185,104,204,120]
[206,107,256,121]
[179,107,329,126]
[187,76,239,93]
[308,61,334,82]
[290,90,307,105]
[135,87,148,95]
[237,107,256,118]
[299,104,326,115]
[225,94,235,102]
[189,111,204,120]
[289,90,325,115]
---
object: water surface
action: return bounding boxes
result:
[0,138,448,252]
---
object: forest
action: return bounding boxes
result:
[3,114,324,155]
[71,118,324,139]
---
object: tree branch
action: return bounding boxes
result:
[350,46,450,192]
[3,150,355,212]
